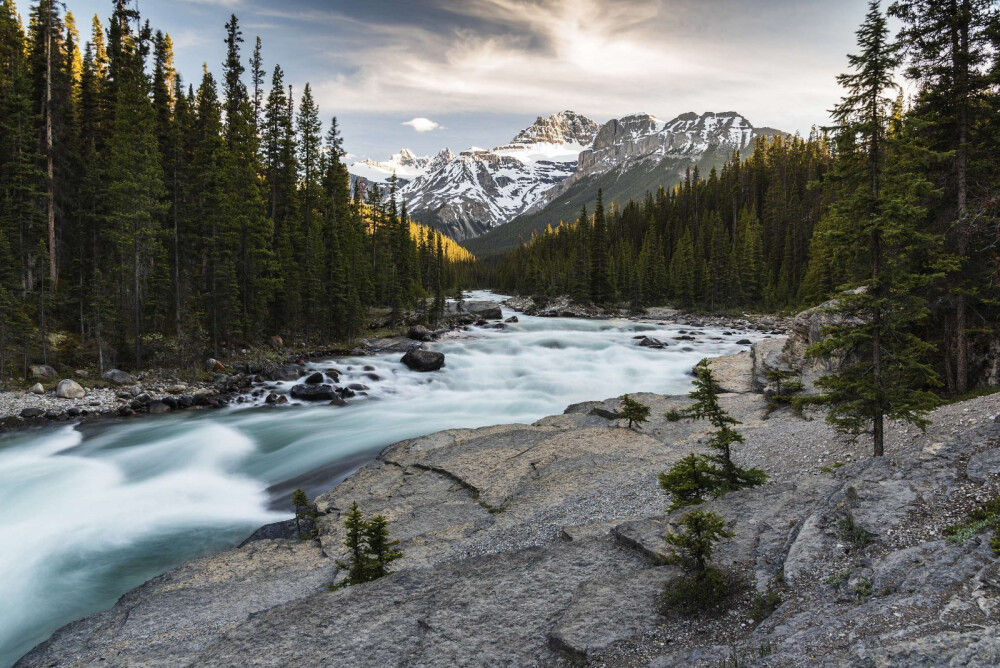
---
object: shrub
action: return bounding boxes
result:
[619,394,651,430]
[661,510,736,614]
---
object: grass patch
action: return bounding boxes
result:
[945,494,1000,554]
[853,577,873,602]
[837,515,875,552]
[820,461,846,473]
[938,385,1000,406]
[824,568,851,586]
[717,640,775,667]
[748,588,783,623]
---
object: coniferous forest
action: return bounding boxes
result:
[0,0,473,377]
[495,0,1000,395]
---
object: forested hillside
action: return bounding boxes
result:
[496,0,1000,394]
[0,1,472,377]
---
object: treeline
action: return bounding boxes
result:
[495,133,832,311]
[496,0,1000,394]
[0,1,472,378]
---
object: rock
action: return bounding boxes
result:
[445,300,502,320]
[704,352,754,393]
[364,373,381,382]
[401,349,445,372]
[148,400,170,414]
[45,409,65,420]
[407,325,433,342]
[269,335,284,348]
[161,396,179,410]
[505,316,519,323]
[28,383,44,395]
[750,337,789,392]
[265,364,302,382]
[290,384,338,401]
[20,407,45,419]
[329,396,347,407]
[118,406,134,416]
[736,338,752,345]
[205,358,226,373]
[637,336,666,349]
[55,379,86,399]
[30,364,58,380]
[347,383,370,392]
[304,371,325,384]
[165,384,187,394]
[102,369,134,385]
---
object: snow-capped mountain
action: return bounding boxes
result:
[348,110,775,242]
[350,148,454,186]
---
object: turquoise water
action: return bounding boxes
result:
[0,292,759,666]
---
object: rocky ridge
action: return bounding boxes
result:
[350,110,776,241]
[17,326,1000,666]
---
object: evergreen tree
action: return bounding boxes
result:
[658,453,717,511]
[335,501,370,586]
[619,394,650,430]
[362,514,403,580]
[589,189,612,304]
[810,0,945,457]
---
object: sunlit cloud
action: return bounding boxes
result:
[402,117,442,132]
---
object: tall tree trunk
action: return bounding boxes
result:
[953,0,970,393]
[45,16,57,291]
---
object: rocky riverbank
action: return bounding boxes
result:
[17,351,1000,666]
[0,300,509,434]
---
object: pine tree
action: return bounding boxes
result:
[658,453,717,511]
[362,514,403,580]
[668,360,768,491]
[619,394,650,430]
[809,0,945,457]
[589,189,612,304]
[335,501,371,586]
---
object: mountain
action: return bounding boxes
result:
[466,112,784,256]
[348,110,781,248]
[349,148,454,186]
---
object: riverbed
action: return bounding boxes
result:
[0,291,762,667]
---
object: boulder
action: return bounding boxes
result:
[637,336,666,349]
[28,383,44,395]
[704,352,754,393]
[407,325,433,342]
[205,359,226,373]
[30,364,57,380]
[103,369,134,385]
[290,384,338,401]
[329,396,348,407]
[269,335,284,349]
[55,379,86,399]
[148,400,171,414]
[20,407,45,419]
[304,371,325,385]
[505,316,519,323]
[266,364,302,382]
[446,301,502,320]
[401,349,445,372]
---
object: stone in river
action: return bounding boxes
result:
[401,349,445,372]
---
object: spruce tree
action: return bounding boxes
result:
[589,189,612,304]
[619,394,650,430]
[362,514,403,580]
[810,0,944,457]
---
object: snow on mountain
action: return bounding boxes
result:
[349,148,454,185]
[350,110,773,242]
[393,111,600,240]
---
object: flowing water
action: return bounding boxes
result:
[0,292,761,666]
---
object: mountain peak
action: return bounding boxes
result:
[510,110,600,147]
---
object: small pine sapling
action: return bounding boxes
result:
[658,453,717,510]
[335,502,372,586]
[619,394,651,430]
[291,488,317,539]
[668,360,768,494]
[661,510,736,613]
[363,514,403,580]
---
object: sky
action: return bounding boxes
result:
[60,0,874,162]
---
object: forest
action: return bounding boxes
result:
[495,0,1000,396]
[0,0,474,378]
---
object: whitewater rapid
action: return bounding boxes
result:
[0,291,762,666]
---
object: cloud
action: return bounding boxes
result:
[402,117,442,132]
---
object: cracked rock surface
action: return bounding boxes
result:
[17,391,1000,667]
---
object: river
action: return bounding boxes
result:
[0,291,760,666]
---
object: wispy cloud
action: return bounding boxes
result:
[303,0,857,133]
[402,117,442,132]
